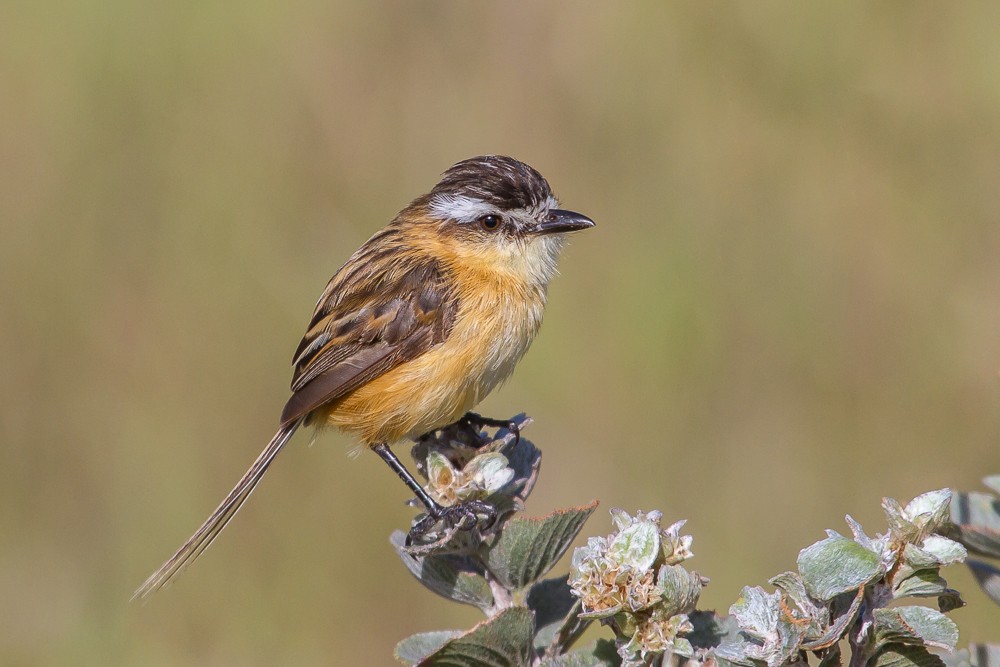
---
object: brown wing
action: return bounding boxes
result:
[279,239,456,427]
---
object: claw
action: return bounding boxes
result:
[409,512,439,539]
[407,500,497,541]
[460,412,521,445]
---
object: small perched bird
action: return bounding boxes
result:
[134,155,594,598]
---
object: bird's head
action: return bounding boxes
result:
[408,155,595,285]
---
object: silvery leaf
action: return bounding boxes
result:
[395,631,464,664]
[904,490,953,530]
[487,502,599,590]
[798,534,883,601]
[608,510,661,571]
[873,644,946,667]
[412,607,534,667]
[874,606,959,652]
[390,532,493,611]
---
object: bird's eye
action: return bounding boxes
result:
[478,214,501,231]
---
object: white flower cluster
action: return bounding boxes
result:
[425,450,514,506]
[568,509,702,666]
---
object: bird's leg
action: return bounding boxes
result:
[372,443,496,538]
[458,412,521,445]
[373,442,439,511]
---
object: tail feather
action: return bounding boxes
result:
[132,419,302,601]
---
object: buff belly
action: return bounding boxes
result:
[318,285,545,446]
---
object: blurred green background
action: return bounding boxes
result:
[2,2,999,664]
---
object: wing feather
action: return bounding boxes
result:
[279,239,456,427]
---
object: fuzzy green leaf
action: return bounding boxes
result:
[497,423,541,502]
[768,572,812,611]
[486,501,598,590]
[708,611,762,667]
[770,571,828,638]
[730,586,779,639]
[919,535,967,565]
[798,534,882,600]
[415,607,534,667]
[685,611,744,654]
[729,586,810,667]
[657,564,704,617]
[904,490,953,530]
[893,568,958,600]
[538,640,621,666]
[801,587,864,651]
[903,536,967,570]
[527,576,585,651]
[395,631,464,664]
[607,509,661,571]
[872,644,946,667]
[874,606,958,652]
[391,532,493,611]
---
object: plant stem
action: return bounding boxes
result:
[484,568,514,617]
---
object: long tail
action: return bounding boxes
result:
[132,419,303,601]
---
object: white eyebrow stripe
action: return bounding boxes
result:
[428,194,497,224]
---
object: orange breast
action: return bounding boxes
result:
[317,263,547,446]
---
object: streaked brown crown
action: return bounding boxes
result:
[430,155,553,213]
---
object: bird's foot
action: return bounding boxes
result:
[459,412,521,446]
[408,499,497,540]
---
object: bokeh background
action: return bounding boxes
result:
[2,2,999,664]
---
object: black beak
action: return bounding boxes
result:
[531,209,596,235]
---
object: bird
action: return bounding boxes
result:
[133,155,595,599]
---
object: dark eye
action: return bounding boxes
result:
[478,214,501,231]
